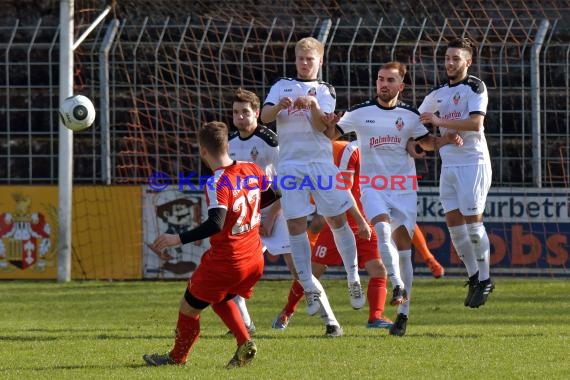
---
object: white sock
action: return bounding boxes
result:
[449,224,478,277]
[467,222,491,280]
[331,222,360,283]
[289,232,317,290]
[232,296,251,327]
[314,276,339,326]
[397,250,413,316]
[374,222,403,289]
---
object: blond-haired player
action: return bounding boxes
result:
[261,37,369,336]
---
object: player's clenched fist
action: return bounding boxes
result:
[293,96,315,110]
[277,96,293,110]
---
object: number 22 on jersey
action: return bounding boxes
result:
[231,188,261,235]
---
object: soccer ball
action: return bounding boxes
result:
[59,95,96,131]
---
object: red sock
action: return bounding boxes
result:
[169,312,200,364]
[413,224,435,263]
[283,280,304,315]
[367,277,387,321]
[212,300,249,346]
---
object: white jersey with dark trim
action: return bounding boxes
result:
[337,100,428,193]
[228,124,279,178]
[263,77,336,165]
[418,75,490,166]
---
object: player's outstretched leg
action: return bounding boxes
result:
[143,311,200,366]
[314,276,343,337]
[412,224,445,278]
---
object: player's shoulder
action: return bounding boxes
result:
[424,82,447,96]
[463,75,486,94]
[346,99,376,112]
[238,160,263,172]
[270,76,295,86]
[228,129,240,142]
[317,80,336,99]
[395,101,420,116]
[253,125,279,147]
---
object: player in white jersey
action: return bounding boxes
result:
[418,37,494,308]
[260,37,369,332]
[326,61,461,336]
[227,88,294,335]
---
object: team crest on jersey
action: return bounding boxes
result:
[250,146,259,161]
[307,87,317,96]
[395,117,405,131]
[453,92,461,105]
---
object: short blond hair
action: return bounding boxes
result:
[295,37,324,57]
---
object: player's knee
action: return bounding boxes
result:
[365,259,386,277]
[374,221,391,241]
[326,213,347,229]
[467,222,489,260]
[183,288,210,310]
[448,224,469,259]
[469,232,481,248]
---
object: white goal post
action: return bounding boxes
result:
[57,0,111,282]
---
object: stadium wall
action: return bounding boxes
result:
[0,186,567,279]
[0,2,569,279]
[0,186,142,280]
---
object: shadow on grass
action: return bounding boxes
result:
[19,327,134,333]
[408,332,558,338]
[0,334,173,342]
[0,335,58,342]
[0,363,153,371]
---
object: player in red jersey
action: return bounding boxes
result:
[272,140,393,331]
[143,121,277,369]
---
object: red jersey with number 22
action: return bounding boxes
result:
[202,161,265,269]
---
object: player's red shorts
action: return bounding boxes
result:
[312,223,380,268]
[187,250,264,304]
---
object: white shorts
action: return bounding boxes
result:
[360,186,417,237]
[439,164,492,215]
[261,210,290,255]
[278,162,352,219]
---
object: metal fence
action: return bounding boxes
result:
[0,15,568,186]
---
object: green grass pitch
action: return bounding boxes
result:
[1,278,569,379]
